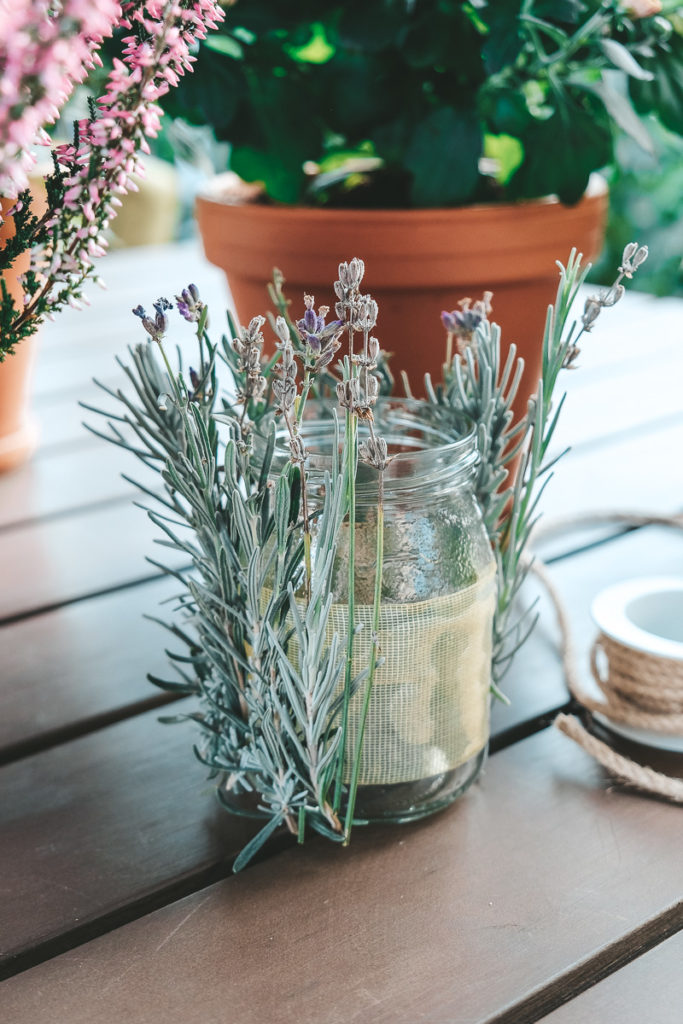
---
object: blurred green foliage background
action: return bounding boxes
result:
[592,119,683,296]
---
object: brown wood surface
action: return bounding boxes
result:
[0,576,177,760]
[0,727,681,1024]
[0,703,259,971]
[33,389,99,453]
[0,441,141,530]
[539,931,683,1023]
[0,502,185,622]
[4,496,679,785]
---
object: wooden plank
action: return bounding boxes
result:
[540,931,683,1023]
[0,441,141,530]
[0,576,178,760]
[0,502,183,622]
[33,388,101,454]
[549,354,683,457]
[1,511,679,767]
[0,703,258,971]
[1,727,681,1022]
[30,242,229,401]
[536,419,683,557]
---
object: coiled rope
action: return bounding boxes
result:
[528,511,683,802]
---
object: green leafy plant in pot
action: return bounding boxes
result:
[168,0,681,413]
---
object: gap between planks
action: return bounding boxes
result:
[0,704,565,985]
[485,908,683,1024]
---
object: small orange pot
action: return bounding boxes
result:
[196,176,607,424]
[0,200,38,473]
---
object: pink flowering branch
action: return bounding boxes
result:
[1,0,224,355]
[0,0,121,197]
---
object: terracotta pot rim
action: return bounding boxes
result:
[197,173,607,221]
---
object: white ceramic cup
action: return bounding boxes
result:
[590,576,683,751]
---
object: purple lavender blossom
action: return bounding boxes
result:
[132,296,171,342]
[296,294,343,354]
[441,292,493,353]
[175,283,205,325]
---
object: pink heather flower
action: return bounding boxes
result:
[2,0,224,347]
[0,0,121,196]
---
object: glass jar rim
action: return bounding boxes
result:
[262,397,478,500]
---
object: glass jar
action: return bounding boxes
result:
[280,398,496,824]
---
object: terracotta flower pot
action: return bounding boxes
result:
[0,200,38,473]
[196,176,607,423]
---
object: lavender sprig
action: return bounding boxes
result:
[430,242,650,691]
[232,315,268,433]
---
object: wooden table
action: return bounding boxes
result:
[1,243,682,1023]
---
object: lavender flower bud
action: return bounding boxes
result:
[581,296,602,330]
[296,295,343,363]
[336,377,361,410]
[441,310,457,333]
[274,316,290,346]
[619,242,649,278]
[633,245,649,269]
[441,292,492,348]
[621,241,639,265]
[365,373,379,403]
[288,434,307,464]
[315,348,337,371]
[246,315,266,342]
[280,342,297,381]
[601,283,625,308]
[273,377,297,412]
[354,295,378,332]
[338,258,365,290]
[175,284,206,324]
[359,434,389,471]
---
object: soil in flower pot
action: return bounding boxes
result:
[196,175,608,425]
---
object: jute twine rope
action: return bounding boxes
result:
[528,510,683,803]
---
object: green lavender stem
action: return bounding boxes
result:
[343,472,384,842]
[301,474,313,606]
[334,407,357,813]
[296,369,312,427]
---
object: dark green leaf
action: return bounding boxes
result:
[508,92,612,203]
[335,2,405,52]
[481,3,525,75]
[533,0,586,23]
[631,30,683,135]
[405,107,482,206]
[230,146,304,205]
[480,84,532,138]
